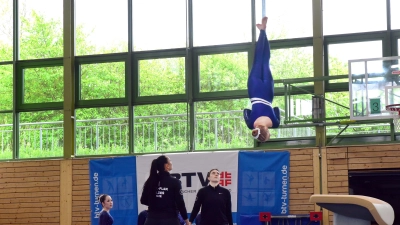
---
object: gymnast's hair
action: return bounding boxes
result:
[142,155,169,198]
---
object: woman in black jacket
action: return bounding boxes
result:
[140,155,190,225]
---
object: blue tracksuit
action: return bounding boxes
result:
[244,30,280,130]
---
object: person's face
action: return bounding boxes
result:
[208,169,220,183]
[102,196,113,210]
[164,157,173,171]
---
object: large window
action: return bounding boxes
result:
[271,46,314,86]
[0,65,13,110]
[325,92,350,118]
[0,113,13,160]
[19,0,63,60]
[23,66,64,103]
[76,0,128,55]
[391,0,400,30]
[193,0,251,46]
[199,52,248,92]
[19,110,63,158]
[80,62,125,100]
[3,0,400,158]
[132,0,186,51]
[134,103,188,153]
[328,41,382,78]
[256,0,313,40]
[76,107,128,155]
[272,95,316,139]
[324,0,386,35]
[139,57,185,96]
[0,0,13,62]
[195,99,252,150]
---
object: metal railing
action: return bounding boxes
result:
[0,110,392,154]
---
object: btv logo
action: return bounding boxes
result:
[219,171,232,186]
[171,171,232,187]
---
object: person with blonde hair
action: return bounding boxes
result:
[244,16,281,142]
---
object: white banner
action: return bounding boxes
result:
[136,151,238,214]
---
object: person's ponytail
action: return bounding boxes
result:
[142,156,169,197]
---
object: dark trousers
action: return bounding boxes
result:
[144,217,181,225]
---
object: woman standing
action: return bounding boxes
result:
[140,155,190,225]
[98,194,114,225]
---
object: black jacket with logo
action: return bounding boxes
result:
[140,171,188,220]
[189,185,233,225]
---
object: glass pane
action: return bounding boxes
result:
[284,94,313,121]
[271,47,313,88]
[132,0,186,51]
[139,58,185,96]
[273,95,316,138]
[256,0,312,40]
[134,103,188,153]
[193,0,251,46]
[76,107,128,155]
[328,41,382,82]
[391,0,400,30]
[19,0,63,59]
[24,66,63,103]
[199,52,248,92]
[76,0,128,55]
[328,123,390,136]
[195,99,253,150]
[324,0,386,35]
[0,65,13,110]
[325,92,350,118]
[0,113,13,160]
[0,0,13,61]
[19,110,63,158]
[80,62,125,100]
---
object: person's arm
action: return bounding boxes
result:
[189,189,203,223]
[243,109,254,129]
[174,180,189,220]
[137,211,146,225]
[226,190,233,225]
[140,186,149,206]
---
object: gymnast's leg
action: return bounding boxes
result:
[249,18,268,81]
[257,17,274,102]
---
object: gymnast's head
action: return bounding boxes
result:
[252,125,270,142]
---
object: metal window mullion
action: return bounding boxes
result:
[187,0,195,152]
[384,0,392,57]
[63,0,76,159]
[127,0,134,154]
[13,0,20,159]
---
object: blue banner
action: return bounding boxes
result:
[237,151,290,225]
[89,156,138,225]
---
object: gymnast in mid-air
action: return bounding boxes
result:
[244,16,281,142]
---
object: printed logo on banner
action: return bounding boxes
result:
[237,151,290,225]
[170,170,233,189]
[89,156,138,225]
[220,171,232,186]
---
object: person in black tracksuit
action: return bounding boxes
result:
[189,169,233,225]
[140,155,190,225]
